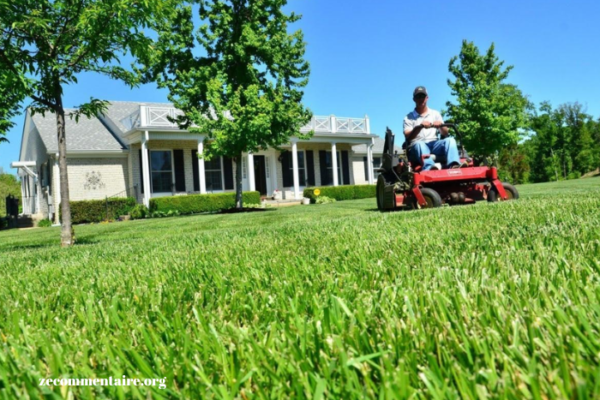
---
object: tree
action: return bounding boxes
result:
[445,40,530,159]
[0,0,169,246]
[0,69,25,143]
[150,0,312,208]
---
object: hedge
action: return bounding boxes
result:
[149,191,261,214]
[61,197,137,224]
[303,185,375,202]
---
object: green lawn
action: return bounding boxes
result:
[1,178,600,399]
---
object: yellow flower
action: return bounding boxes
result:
[314,189,321,196]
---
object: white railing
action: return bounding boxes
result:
[121,106,185,130]
[300,115,370,134]
[121,107,371,135]
[120,109,140,131]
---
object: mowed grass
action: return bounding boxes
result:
[1,178,600,399]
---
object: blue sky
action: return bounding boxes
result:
[2,0,599,175]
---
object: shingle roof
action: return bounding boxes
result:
[31,109,126,152]
[353,136,404,155]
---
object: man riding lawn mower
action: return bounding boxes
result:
[376,85,519,211]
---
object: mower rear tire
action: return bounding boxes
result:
[488,182,519,202]
[377,174,396,211]
[411,187,442,209]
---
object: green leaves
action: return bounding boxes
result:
[445,41,530,159]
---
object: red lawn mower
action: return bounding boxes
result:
[376,124,519,211]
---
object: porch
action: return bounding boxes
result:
[122,106,377,206]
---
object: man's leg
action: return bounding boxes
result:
[430,137,460,168]
[409,142,435,170]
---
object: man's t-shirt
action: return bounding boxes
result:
[403,108,444,148]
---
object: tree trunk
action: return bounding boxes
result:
[56,99,74,246]
[235,152,243,209]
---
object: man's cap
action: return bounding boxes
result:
[413,86,428,97]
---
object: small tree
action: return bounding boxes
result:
[151,0,312,208]
[0,0,169,246]
[445,40,530,159]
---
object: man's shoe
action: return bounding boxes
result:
[430,163,442,171]
[451,161,469,169]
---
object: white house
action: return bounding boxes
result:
[12,101,401,224]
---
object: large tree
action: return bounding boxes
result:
[445,40,530,159]
[0,0,168,246]
[0,69,25,143]
[150,0,312,208]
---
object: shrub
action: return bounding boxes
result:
[37,219,52,228]
[150,191,261,214]
[315,196,336,204]
[130,204,149,220]
[303,185,375,203]
[62,197,137,224]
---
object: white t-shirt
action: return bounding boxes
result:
[403,108,444,148]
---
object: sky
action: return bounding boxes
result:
[2,0,599,175]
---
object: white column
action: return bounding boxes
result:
[54,157,61,224]
[292,140,300,199]
[331,142,339,186]
[247,153,255,191]
[197,140,206,194]
[365,114,371,134]
[367,141,375,184]
[141,131,152,208]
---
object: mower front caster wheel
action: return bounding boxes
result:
[487,182,519,202]
[411,187,442,209]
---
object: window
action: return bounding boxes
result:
[288,151,307,186]
[151,151,173,193]
[205,157,223,191]
[365,157,382,180]
[326,151,343,185]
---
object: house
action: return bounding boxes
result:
[11,101,402,224]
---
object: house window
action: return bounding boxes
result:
[365,157,382,180]
[326,151,343,185]
[151,151,173,193]
[205,157,223,191]
[288,151,307,186]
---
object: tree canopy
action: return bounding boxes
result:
[150,0,312,207]
[0,0,169,245]
[445,40,530,159]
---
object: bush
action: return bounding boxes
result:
[62,197,137,224]
[303,185,375,203]
[130,204,149,220]
[150,191,261,214]
[315,196,336,204]
[37,219,52,228]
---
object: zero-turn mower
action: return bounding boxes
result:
[376,124,519,211]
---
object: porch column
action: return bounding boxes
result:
[197,139,206,194]
[141,131,151,208]
[54,156,61,224]
[247,153,255,191]
[292,140,300,199]
[367,140,375,184]
[331,142,339,186]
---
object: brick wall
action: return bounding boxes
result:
[65,157,130,201]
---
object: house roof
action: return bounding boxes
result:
[31,108,126,153]
[353,136,404,156]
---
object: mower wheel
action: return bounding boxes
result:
[411,187,442,209]
[377,174,396,211]
[488,182,519,202]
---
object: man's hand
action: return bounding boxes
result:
[421,121,433,128]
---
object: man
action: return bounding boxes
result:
[403,86,465,170]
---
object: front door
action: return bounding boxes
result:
[253,155,268,195]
